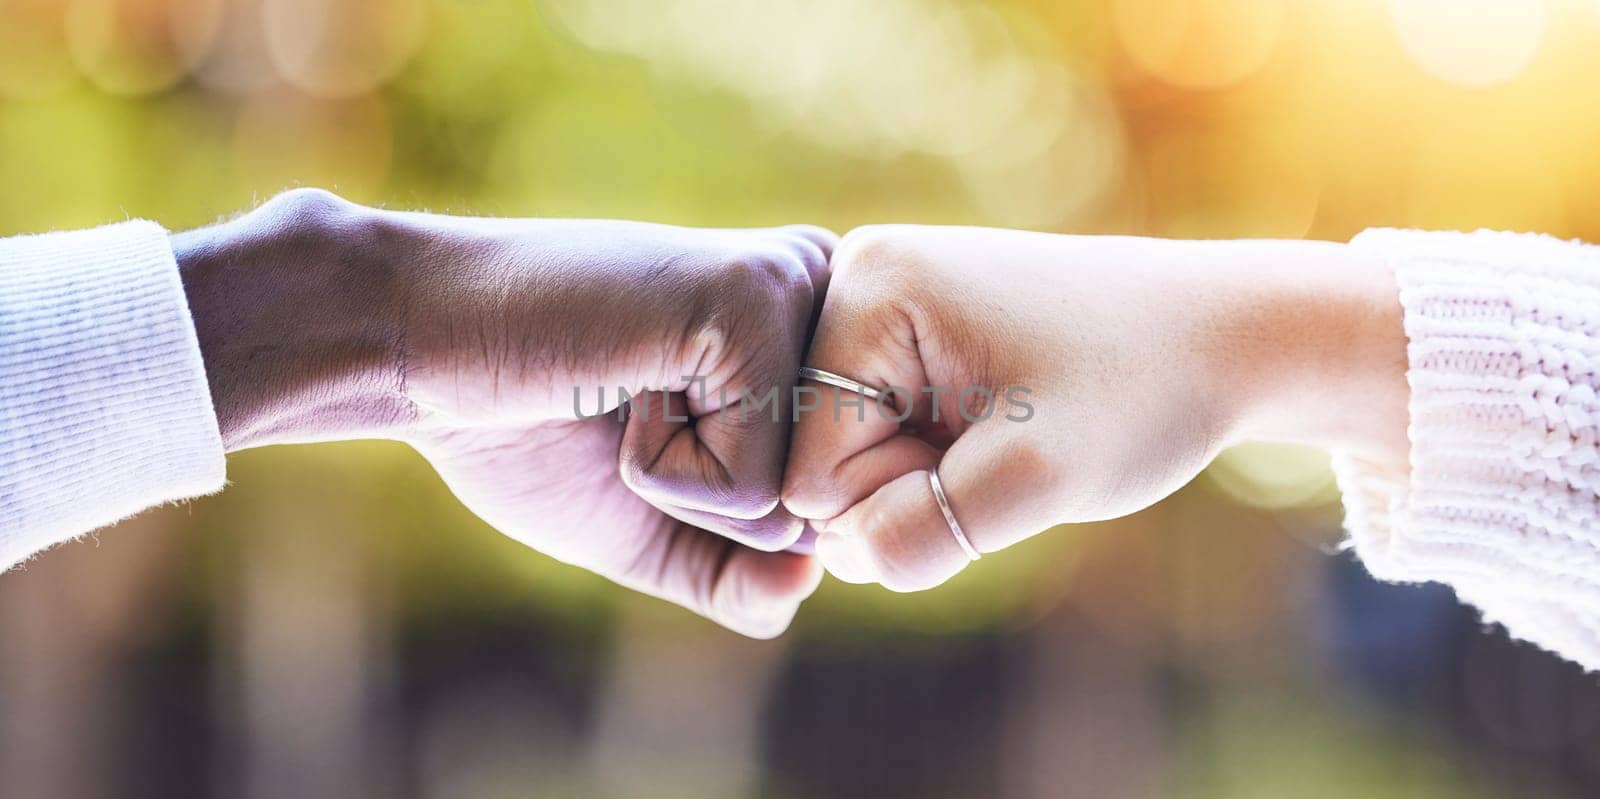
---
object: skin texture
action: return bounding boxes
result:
[781,225,1409,592]
[174,189,833,637]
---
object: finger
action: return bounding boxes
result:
[783,393,942,521]
[618,522,824,638]
[820,426,1060,592]
[814,528,876,583]
[771,226,836,285]
[781,227,969,522]
[781,305,936,521]
[619,389,756,515]
[619,247,816,547]
[656,496,807,553]
[788,524,819,556]
[668,248,814,521]
[619,389,807,550]
[778,224,839,262]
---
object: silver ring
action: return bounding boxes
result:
[798,366,883,401]
[928,468,980,561]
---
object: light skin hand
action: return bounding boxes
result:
[173,189,834,637]
[781,225,1409,591]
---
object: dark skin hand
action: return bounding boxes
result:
[174,188,835,637]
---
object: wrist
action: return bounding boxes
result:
[175,189,415,451]
[1206,240,1410,464]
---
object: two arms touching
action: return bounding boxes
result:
[173,189,1411,637]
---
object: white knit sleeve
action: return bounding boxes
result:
[1333,228,1600,671]
[0,221,225,570]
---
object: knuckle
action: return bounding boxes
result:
[785,236,829,281]
[783,223,839,250]
[716,249,811,297]
[758,249,816,308]
[703,250,815,329]
[833,225,923,285]
[616,448,656,496]
[693,252,814,379]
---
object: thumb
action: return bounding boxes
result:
[815,423,1062,592]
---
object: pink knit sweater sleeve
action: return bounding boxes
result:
[1333,229,1600,671]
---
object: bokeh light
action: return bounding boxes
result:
[63,0,213,95]
[233,91,393,202]
[1206,442,1339,511]
[186,0,279,93]
[541,0,1119,226]
[261,0,426,97]
[1142,127,1321,238]
[0,0,79,99]
[1389,0,1547,87]
[1113,0,1289,89]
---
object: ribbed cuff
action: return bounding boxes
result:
[1334,228,1600,671]
[0,221,224,569]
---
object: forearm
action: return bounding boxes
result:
[173,189,415,451]
[1201,239,1410,465]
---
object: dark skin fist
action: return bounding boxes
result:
[176,189,836,637]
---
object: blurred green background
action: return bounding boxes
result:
[4,0,1600,797]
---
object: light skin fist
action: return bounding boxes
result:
[782,225,1409,593]
[175,189,835,637]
